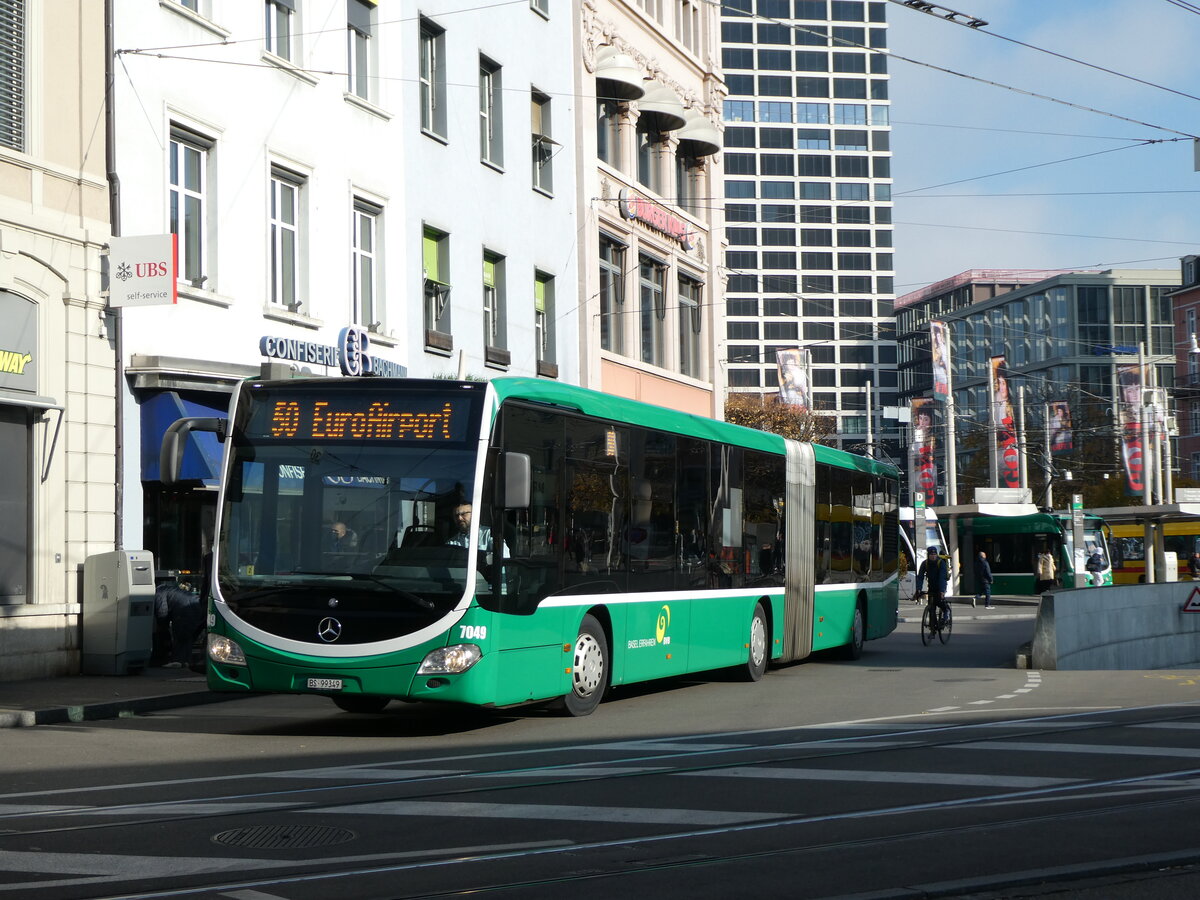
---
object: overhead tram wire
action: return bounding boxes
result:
[1163,0,1200,16]
[888,0,1200,104]
[715,2,1200,140]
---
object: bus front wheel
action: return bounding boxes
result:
[560,614,608,717]
[742,602,769,682]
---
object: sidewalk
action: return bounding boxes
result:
[897,594,1040,624]
[0,665,228,729]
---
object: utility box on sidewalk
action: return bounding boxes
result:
[81,551,155,675]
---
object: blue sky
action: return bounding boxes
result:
[886,0,1200,297]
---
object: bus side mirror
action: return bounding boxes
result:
[501,452,530,509]
[160,416,226,485]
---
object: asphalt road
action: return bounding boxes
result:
[3,616,1200,900]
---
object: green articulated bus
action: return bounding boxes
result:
[960,512,1112,594]
[162,377,899,716]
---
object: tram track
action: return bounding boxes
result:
[2,701,1200,840]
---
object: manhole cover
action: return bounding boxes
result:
[213,824,356,850]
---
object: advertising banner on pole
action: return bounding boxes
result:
[777,348,811,413]
[1118,363,1146,494]
[911,397,938,505]
[990,356,1019,489]
[107,234,178,308]
[930,320,950,401]
[1049,401,1073,454]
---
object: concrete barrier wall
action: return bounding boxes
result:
[1031,582,1200,670]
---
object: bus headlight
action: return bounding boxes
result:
[417,644,482,675]
[208,633,247,666]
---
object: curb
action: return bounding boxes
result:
[0,689,233,729]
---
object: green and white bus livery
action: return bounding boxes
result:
[162,377,900,716]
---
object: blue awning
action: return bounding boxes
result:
[140,391,227,484]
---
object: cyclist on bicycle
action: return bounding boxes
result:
[914,546,950,632]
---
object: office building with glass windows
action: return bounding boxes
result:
[895,268,1180,501]
[719,0,897,452]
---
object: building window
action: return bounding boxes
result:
[419,18,446,137]
[480,57,503,166]
[639,255,666,367]
[530,0,549,16]
[636,117,664,193]
[597,99,622,167]
[423,227,451,347]
[676,0,700,54]
[599,236,626,354]
[169,126,210,288]
[269,167,303,308]
[0,0,24,151]
[535,271,555,370]
[679,274,703,379]
[531,89,553,193]
[676,153,702,215]
[482,251,508,364]
[352,199,379,328]
[723,99,754,122]
[264,0,295,61]
[347,0,372,100]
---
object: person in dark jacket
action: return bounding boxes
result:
[153,580,204,668]
[1189,551,1200,581]
[915,546,951,631]
[974,549,994,609]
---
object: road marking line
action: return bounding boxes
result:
[1015,688,1033,693]
[677,767,1078,788]
[928,706,960,712]
[969,700,995,705]
[315,800,784,825]
[958,741,1200,758]
[996,694,1018,699]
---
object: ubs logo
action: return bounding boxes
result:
[317,617,343,642]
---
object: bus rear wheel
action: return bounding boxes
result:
[332,695,391,714]
[842,602,865,660]
[560,614,608,717]
[742,602,769,682]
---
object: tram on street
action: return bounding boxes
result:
[1108,521,1200,584]
[162,377,900,716]
[958,512,1112,594]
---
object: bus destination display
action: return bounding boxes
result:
[246,391,476,443]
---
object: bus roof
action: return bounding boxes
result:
[489,377,899,479]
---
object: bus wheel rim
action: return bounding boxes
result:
[574,634,603,696]
[750,614,767,667]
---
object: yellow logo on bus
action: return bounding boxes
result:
[655,605,671,644]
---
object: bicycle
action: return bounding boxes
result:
[915,592,952,645]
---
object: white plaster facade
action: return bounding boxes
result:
[111,1,578,572]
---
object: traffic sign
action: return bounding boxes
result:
[1182,588,1200,613]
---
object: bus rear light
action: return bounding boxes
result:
[208,634,246,666]
[417,644,481,675]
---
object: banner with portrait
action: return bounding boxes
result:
[1049,401,1073,455]
[777,348,811,413]
[911,397,938,505]
[930,320,950,401]
[990,356,1019,489]
[1117,363,1146,494]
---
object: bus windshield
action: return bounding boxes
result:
[215,381,486,644]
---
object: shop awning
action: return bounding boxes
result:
[595,47,645,101]
[141,391,226,484]
[676,110,721,157]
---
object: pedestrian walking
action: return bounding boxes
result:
[1035,549,1057,595]
[1188,551,1200,581]
[974,549,994,609]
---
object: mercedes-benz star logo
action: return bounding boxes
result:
[317,617,343,643]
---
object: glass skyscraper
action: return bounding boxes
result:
[720,0,896,455]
